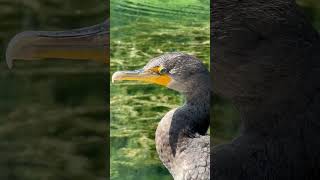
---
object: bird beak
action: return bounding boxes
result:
[6,21,109,68]
[112,69,172,87]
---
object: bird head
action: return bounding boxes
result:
[5,21,109,68]
[112,52,210,94]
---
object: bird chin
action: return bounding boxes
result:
[167,80,187,93]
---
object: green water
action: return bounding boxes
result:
[110,0,210,179]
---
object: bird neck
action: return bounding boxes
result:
[183,86,211,135]
[155,84,210,176]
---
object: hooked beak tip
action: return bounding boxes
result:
[112,71,128,83]
[6,57,13,69]
[5,40,15,69]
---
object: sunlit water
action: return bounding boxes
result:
[110,0,210,179]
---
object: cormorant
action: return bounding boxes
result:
[212,0,320,179]
[112,52,210,180]
[6,21,108,68]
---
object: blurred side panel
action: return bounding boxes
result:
[0,0,109,179]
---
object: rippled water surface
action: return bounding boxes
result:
[110,0,210,179]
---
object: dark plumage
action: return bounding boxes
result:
[112,52,210,180]
[212,0,320,179]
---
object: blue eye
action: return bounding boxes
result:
[159,67,167,74]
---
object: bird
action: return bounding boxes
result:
[112,52,210,180]
[212,0,320,179]
[5,20,109,68]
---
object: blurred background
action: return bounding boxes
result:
[0,0,108,179]
[297,0,320,30]
[213,0,320,144]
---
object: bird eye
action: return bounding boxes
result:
[158,66,167,74]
